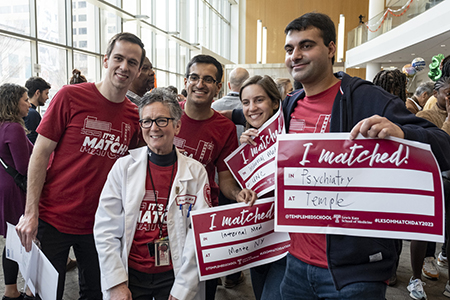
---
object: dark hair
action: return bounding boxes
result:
[139,88,183,124]
[181,89,187,97]
[373,69,407,102]
[0,83,28,129]
[441,55,450,78]
[185,55,223,83]
[285,12,336,64]
[105,32,146,68]
[434,76,450,92]
[294,80,303,90]
[25,77,51,98]
[69,69,87,85]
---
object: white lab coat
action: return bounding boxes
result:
[94,146,210,300]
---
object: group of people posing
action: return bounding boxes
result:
[1,11,450,300]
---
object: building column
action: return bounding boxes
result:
[366,62,382,82]
[368,0,384,41]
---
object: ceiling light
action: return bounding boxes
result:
[411,53,415,56]
[441,45,446,47]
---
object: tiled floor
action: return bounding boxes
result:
[0,239,448,299]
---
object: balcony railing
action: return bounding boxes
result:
[347,0,444,50]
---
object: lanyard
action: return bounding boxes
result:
[147,158,175,239]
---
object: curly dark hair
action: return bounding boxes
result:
[0,83,28,129]
[373,69,407,102]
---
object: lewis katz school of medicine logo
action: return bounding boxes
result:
[79,116,131,159]
[204,184,212,207]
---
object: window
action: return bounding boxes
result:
[73,28,77,35]
[78,1,86,8]
[78,14,86,21]
[79,41,87,48]
[73,15,76,22]
[78,27,87,34]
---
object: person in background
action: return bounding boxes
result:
[0,83,34,300]
[23,77,51,144]
[94,88,211,300]
[126,57,155,105]
[373,69,407,102]
[424,55,450,110]
[69,69,87,85]
[406,82,434,114]
[237,75,286,300]
[275,77,293,101]
[416,76,450,297]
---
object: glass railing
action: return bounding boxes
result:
[347,0,444,50]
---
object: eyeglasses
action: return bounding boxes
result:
[139,117,174,129]
[187,74,218,85]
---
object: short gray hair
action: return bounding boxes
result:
[414,81,434,97]
[139,88,182,123]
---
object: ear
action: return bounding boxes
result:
[215,82,223,97]
[174,120,182,135]
[273,100,280,111]
[103,54,109,69]
[327,41,337,60]
[34,90,41,98]
[228,82,232,90]
[184,77,188,89]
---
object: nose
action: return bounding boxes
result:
[248,100,256,111]
[149,120,159,130]
[291,47,303,62]
[196,78,205,88]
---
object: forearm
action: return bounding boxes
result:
[24,151,51,218]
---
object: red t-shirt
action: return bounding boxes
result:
[128,160,176,274]
[37,82,141,235]
[288,81,341,268]
[174,110,238,207]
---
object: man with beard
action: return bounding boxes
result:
[126,57,155,105]
[23,77,51,144]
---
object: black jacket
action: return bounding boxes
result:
[283,71,450,289]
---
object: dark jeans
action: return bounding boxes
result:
[37,219,102,300]
[2,246,19,285]
[251,256,286,300]
[128,268,174,300]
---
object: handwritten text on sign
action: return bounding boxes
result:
[275,133,444,242]
[190,198,290,280]
[225,107,285,197]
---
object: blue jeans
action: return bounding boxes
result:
[280,254,386,300]
[250,256,286,300]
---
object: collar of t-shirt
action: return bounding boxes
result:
[227,92,239,97]
[147,146,177,166]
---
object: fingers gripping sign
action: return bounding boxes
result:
[349,115,404,140]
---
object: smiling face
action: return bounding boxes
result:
[141,102,181,155]
[284,27,335,87]
[103,40,142,93]
[18,92,31,118]
[241,84,279,129]
[184,63,222,106]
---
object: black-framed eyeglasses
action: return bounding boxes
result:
[139,117,174,129]
[187,73,218,85]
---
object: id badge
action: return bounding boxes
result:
[154,237,170,266]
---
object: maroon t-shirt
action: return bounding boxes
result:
[37,82,141,234]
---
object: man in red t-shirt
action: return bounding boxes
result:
[16,33,146,300]
[174,55,257,298]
